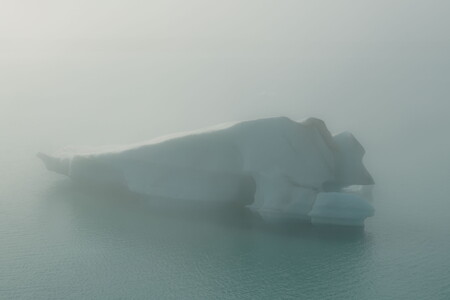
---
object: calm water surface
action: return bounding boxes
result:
[1,131,449,300]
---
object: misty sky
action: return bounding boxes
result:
[1,1,449,42]
[1,1,449,175]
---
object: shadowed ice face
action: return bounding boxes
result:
[332,132,374,187]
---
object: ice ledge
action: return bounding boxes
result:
[309,192,375,226]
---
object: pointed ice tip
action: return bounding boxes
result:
[37,152,53,170]
[37,152,49,163]
[37,152,69,176]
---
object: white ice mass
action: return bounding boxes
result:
[38,117,375,226]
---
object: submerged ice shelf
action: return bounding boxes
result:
[38,117,375,226]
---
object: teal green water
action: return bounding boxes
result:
[1,129,450,299]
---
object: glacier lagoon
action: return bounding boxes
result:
[2,36,450,299]
[2,107,449,299]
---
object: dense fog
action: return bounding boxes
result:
[1,1,449,298]
[3,1,450,218]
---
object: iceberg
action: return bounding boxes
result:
[38,117,375,226]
